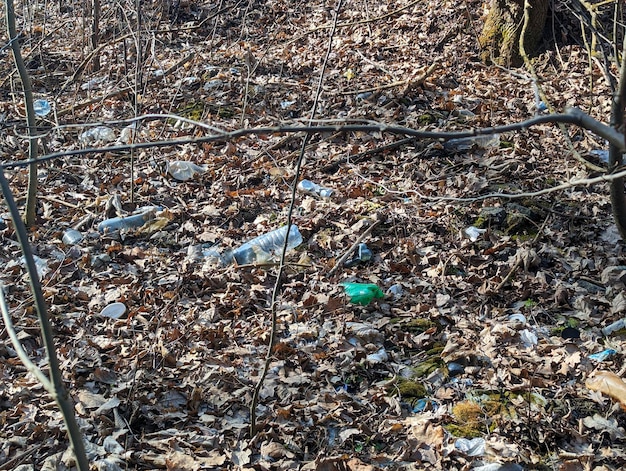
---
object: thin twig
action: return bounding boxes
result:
[0,287,54,390]
[328,220,380,275]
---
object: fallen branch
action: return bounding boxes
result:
[4,107,624,169]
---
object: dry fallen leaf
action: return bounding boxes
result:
[585,371,626,410]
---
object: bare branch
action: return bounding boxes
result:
[3,107,624,170]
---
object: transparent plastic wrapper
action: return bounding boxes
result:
[297,179,334,198]
[98,206,161,234]
[444,134,500,152]
[80,126,116,145]
[167,161,208,181]
[225,225,303,265]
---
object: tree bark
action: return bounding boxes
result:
[479,0,549,67]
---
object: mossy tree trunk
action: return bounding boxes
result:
[479,0,549,67]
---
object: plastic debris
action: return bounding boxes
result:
[464,225,486,242]
[99,302,127,319]
[519,329,537,348]
[454,437,486,456]
[586,371,626,410]
[508,313,527,326]
[226,225,303,265]
[602,318,626,336]
[62,229,84,245]
[473,464,523,471]
[80,126,116,145]
[366,348,389,364]
[167,160,208,181]
[118,123,138,144]
[444,134,500,152]
[387,283,404,299]
[297,179,334,198]
[341,282,384,306]
[344,243,372,267]
[98,206,161,234]
[589,349,617,362]
[447,362,465,376]
[590,149,610,164]
[33,99,51,117]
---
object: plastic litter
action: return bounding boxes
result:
[366,348,388,364]
[561,326,580,339]
[520,329,537,348]
[590,149,610,164]
[447,362,465,376]
[80,126,116,145]
[167,161,208,181]
[99,302,127,319]
[464,225,486,242]
[118,123,138,144]
[62,229,84,245]
[602,318,626,336]
[444,134,500,152]
[33,99,51,117]
[473,464,524,471]
[226,225,303,265]
[98,206,161,234]
[297,179,334,198]
[586,371,626,410]
[454,437,486,456]
[344,243,372,267]
[387,283,404,299]
[341,282,384,306]
[589,349,617,362]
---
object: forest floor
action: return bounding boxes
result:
[1,0,626,469]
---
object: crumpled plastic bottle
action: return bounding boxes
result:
[297,179,334,198]
[225,225,303,265]
[97,206,161,233]
[444,134,500,152]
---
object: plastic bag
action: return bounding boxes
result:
[341,282,384,306]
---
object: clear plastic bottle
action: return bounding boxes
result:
[98,207,160,233]
[297,180,334,198]
[444,134,500,152]
[62,229,84,245]
[224,225,303,265]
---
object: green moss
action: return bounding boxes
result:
[412,358,441,378]
[417,113,437,125]
[445,424,483,438]
[400,318,435,333]
[397,379,427,398]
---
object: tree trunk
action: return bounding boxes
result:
[479,0,549,67]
